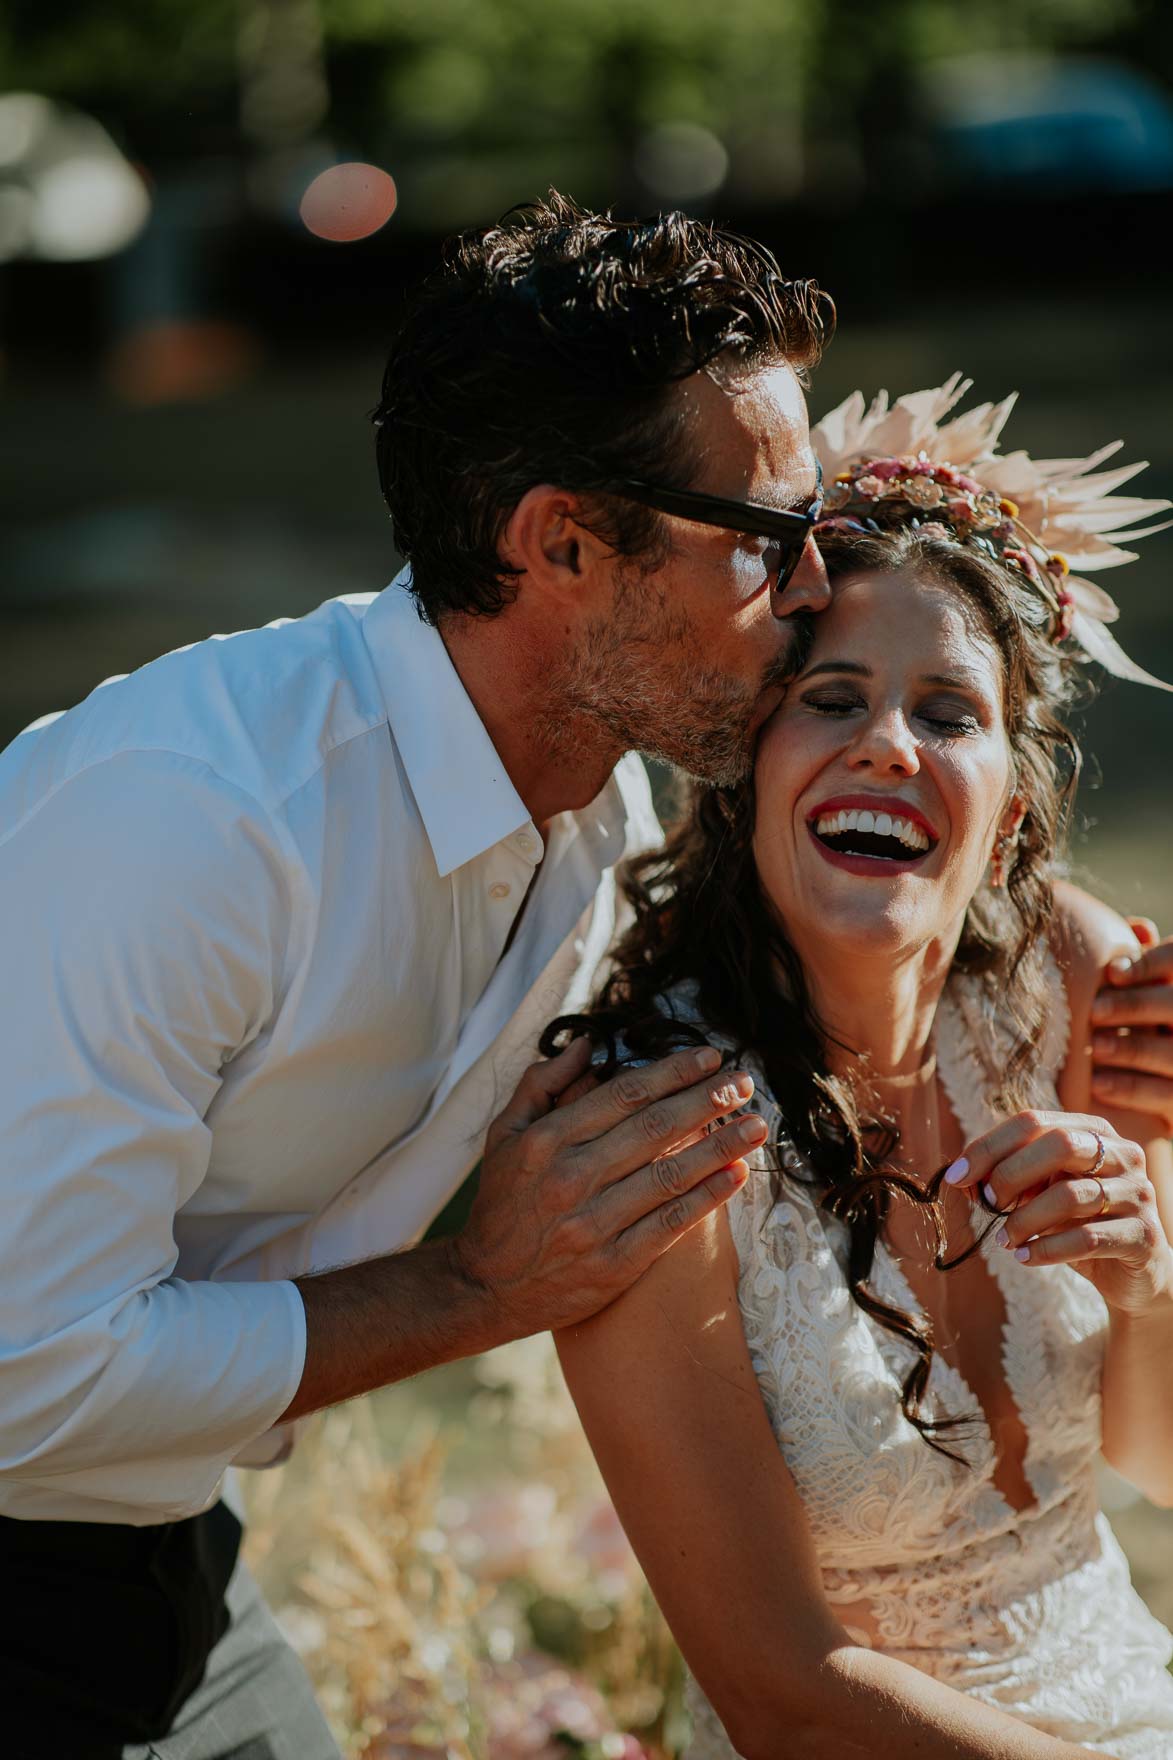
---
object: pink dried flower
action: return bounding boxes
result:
[573,1499,640,1583]
[917,521,950,541]
[854,474,885,500]
[1002,547,1042,582]
[904,478,944,508]
[482,1652,613,1758]
[452,1485,558,1582]
[946,496,974,522]
[863,458,906,480]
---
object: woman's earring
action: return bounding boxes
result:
[990,836,1014,889]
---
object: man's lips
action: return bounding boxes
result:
[750,682,788,735]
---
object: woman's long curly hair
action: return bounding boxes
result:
[543,525,1087,1461]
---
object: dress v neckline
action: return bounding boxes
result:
[866,977,1050,1520]
[875,1223,1040,1520]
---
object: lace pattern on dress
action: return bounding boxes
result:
[680,954,1173,1759]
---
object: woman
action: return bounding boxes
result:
[547,380,1173,1757]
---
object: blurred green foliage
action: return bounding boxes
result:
[0,0,1153,152]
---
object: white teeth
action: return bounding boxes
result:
[814,808,932,853]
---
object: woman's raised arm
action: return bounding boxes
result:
[555,1202,1116,1759]
[1053,880,1173,1504]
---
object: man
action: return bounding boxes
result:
[2,192,1169,1758]
[0,193,832,1757]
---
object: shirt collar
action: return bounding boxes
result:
[363,571,633,878]
[361,570,537,877]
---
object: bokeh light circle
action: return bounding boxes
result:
[299,162,397,243]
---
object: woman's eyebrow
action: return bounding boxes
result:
[921,670,987,690]
[801,662,989,690]
[801,660,871,679]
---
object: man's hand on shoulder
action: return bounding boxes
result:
[447,1035,764,1339]
[284,1036,763,1423]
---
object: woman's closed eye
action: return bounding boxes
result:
[918,698,984,736]
[800,690,983,737]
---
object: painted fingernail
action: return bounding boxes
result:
[715,1076,752,1109]
[1091,995,1114,1022]
[1110,957,1134,978]
[983,1181,998,1207]
[1015,1245,1031,1262]
[695,1048,722,1074]
[996,1226,1009,1248]
[944,1157,969,1185]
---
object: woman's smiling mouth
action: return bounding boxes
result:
[806,794,940,875]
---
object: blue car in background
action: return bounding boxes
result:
[918,52,1173,192]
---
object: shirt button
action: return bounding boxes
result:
[516,831,535,855]
[489,881,511,900]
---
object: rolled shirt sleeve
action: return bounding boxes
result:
[0,748,307,1521]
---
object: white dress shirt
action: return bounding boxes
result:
[0,571,660,1524]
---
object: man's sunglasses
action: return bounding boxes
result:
[607,459,824,593]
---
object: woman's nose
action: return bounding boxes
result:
[848,710,921,775]
[773,536,831,619]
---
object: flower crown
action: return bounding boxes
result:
[810,373,1173,692]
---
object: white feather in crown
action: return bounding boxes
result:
[811,372,1173,691]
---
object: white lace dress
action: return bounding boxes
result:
[681,964,1173,1758]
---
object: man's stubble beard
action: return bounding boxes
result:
[534,586,814,788]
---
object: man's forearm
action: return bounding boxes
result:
[280,1238,506,1424]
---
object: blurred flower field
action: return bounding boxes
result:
[240,1328,1173,1759]
[240,1335,683,1758]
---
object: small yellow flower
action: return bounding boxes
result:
[1049,551,1071,575]
[998,498,1019,518]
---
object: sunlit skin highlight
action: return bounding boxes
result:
[754,569,1022,1077]
[442,363,830,826]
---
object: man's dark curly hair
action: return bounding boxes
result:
[373,189,833,625]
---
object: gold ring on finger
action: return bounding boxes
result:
[1088,1131,1107,1179]
[1093,1176,1110,1217]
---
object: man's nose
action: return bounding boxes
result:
[773,537,831,619]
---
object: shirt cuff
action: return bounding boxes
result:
[0,1278,308,1526]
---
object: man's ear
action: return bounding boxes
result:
[499,485,609,594]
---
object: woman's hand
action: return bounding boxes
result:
[1091,918,1173,1134]
[946,1110,1173,1317]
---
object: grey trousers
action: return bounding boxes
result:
[123,1560,340,1760]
